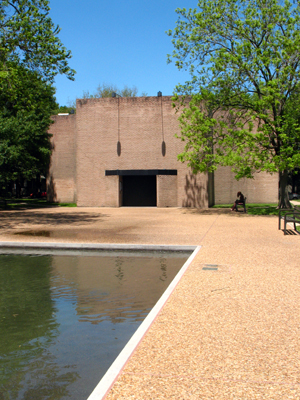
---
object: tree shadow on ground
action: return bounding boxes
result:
[180,208,248,216]
[180,208,277,217]
[0,198,76,211]
[0,211,106,230]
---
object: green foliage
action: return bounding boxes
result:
[0,0,75,197]
[168,0,300,206]
[0,198,77,209]
[58,202,77,207]
[54,105,76,114]
[0,66,55,191]
[67,84,147,109]
[83,83,139,98]
[0,0,75,82]
[213,203,279,215]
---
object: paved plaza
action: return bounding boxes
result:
[0,207,299,399]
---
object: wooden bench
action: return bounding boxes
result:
[235,197,247,213]
[278,207,300,235]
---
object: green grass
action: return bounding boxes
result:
[213,202,300,216]
[212,203,279,216]
[0,198,77,210]
[58,202,77,207]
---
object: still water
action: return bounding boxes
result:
[0,252,188,400]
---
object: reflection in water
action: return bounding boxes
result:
[159,258,168,281]
[115,257,124,281]
[14,230,52,237]
[0,252,189,400]
[0,255,78,400]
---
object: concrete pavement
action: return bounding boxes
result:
[0,207,299,399]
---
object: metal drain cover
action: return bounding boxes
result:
[202,264,218,271]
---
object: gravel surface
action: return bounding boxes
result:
[0,207,299,399]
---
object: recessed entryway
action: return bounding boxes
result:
[122,175,156,206]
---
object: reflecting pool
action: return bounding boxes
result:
[0,251,189,400]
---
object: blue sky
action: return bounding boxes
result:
[49,0,197,106]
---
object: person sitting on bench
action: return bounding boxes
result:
[231,191,245,211]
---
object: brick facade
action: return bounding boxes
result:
[214,167,278,204]
[48,114,76,203]
[48,96,278,207]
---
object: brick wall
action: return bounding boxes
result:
[48,96,278,207]
[105,175,119,207]
[157,175,178,207]
[75,96,209,207]
[214,167,278,204]
[47,114,76,203]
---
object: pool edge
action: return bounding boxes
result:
[0,241,196,252]
[0,241,200,400]
[86,245,201,400]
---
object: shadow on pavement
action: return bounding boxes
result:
[281,229,300,235]
[180,208,250,216]
[0,210,106,230]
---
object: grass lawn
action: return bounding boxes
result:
[212,203,280,216]
[213,203,279,215]
[213,201,300,216]
[0,198,76,210]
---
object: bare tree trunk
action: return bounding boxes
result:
[278,170,292,208]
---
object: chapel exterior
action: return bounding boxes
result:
[47,95,278,207]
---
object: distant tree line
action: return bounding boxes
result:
[55,84,148,115]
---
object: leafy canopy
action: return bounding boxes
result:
[167,0,300,183]
[82,83,143,98]
[0,0,75,195]
[0,0,75,82]
[0,66,56,186]
[56,84,149,115]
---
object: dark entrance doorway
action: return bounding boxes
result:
[122,175,156,206]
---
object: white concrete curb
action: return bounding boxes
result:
[0,241,200,399]
[86,245,201,400]
[0,241,196,252]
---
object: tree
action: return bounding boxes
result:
[0,0,75,200]
[168,0,300,207]
[83,83,139,98]
[0,0,75,82]
[0,66,57,197]
[62,85,147,114]
[54,104,76,114]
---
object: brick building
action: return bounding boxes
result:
[47,96,278,207]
